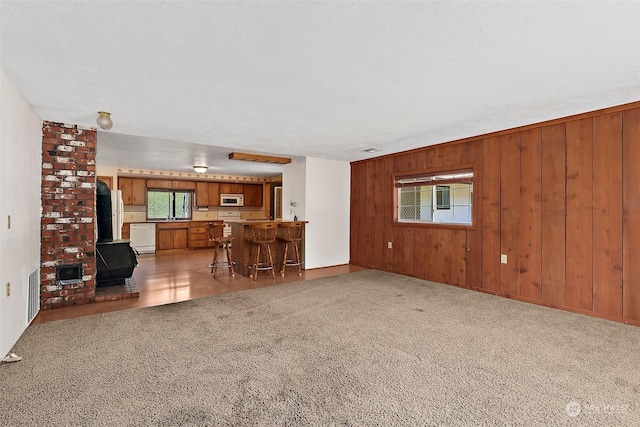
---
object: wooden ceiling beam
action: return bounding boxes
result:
[229,152,291,164]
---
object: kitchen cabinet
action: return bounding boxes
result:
[189,222,214,249]
[118,177,146,206]
[208,183,220,207]
[195,182,220,207]
[122,223,130,240]
[147,179,196,190]
[243,184,263,207]
[219,183,244,194]
[173,180,196,190]
[156,223,189,250]
[97,175,113,190]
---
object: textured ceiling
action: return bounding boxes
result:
[1,1,639,176]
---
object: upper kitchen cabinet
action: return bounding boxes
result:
[219,183,244,194]
[243,184,263,207]
[147,179,196,190]
[195,182,220,207]
[118,177,146,206]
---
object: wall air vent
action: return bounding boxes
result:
[363,148,382,153]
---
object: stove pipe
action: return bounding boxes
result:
[96,179,113,242]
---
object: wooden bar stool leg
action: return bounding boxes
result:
[266,244,275,279]
[280,241,288,276]
[252,244,260,280]
[294,241,302,275]
[225,243,236,277]
[210,245,220,276]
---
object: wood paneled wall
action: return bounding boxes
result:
[350,102,640,325]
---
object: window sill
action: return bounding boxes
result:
[393,220,476,231]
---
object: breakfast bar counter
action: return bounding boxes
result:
[229,221,306,277]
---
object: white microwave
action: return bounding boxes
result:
[220,194,244,207]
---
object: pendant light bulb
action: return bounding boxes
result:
[96,111,113,130]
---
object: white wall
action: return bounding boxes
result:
[282,157,350,269]
[0,68,42,357]
[282,157,307,222]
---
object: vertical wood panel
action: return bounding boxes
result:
[362,161,376,266]
[451,143,467,165]
[353,163,366,265]
[565,118,593,310]
[413,150,427,171]
[541,123,566,305]
[425,229,438,281]
[394,152,417,174]
[373,159,385,269]
[413,228,427,279]
[401,227,414,276]
[426,148,438,169]
[437,229,452,284]
[466,140,483,288]
[500,133,521,296]
[451,230,467,286]
[392,226,405,273]
[623,108,640,320]
[350,164,360,264]
[519,129,542,300]
[437,145,453,167]
[482,136,501,292]
[593,113,623,316]
[357,162,369,266]
[383,158,395,271]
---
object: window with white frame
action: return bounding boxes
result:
[396,168,473,225]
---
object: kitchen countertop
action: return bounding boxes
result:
[224,219,306,223]
[125,219,214,224]
[124,219,296,224]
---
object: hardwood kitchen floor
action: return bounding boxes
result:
[32,249,367,324]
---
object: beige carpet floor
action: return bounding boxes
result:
[1,270,639,426]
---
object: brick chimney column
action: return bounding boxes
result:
[40,121,97,309]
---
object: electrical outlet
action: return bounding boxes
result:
[6,282,10,297]
[387,241,393,249]
[501,254,508,264]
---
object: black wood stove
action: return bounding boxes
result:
[96,179,137,287]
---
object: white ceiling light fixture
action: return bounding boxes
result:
[193,165,208,173]
[96,111,113,130]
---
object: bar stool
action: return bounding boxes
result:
[249,222,277,280]
[277,221,304,276]
[206,221,236,278]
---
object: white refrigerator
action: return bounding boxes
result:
[111,190,124,240]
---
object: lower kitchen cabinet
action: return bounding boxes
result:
[122,223,130,240]
[189,222,213,249]
[157,226,189,250]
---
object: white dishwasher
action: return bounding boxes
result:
[129,223,156,254]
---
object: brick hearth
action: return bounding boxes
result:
[95,278,139,303]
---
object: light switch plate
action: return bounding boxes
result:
[387,241,393,249]
[501,254,508,264]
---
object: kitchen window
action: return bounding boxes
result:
[395,167,473,225]
[147,190,192,220]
